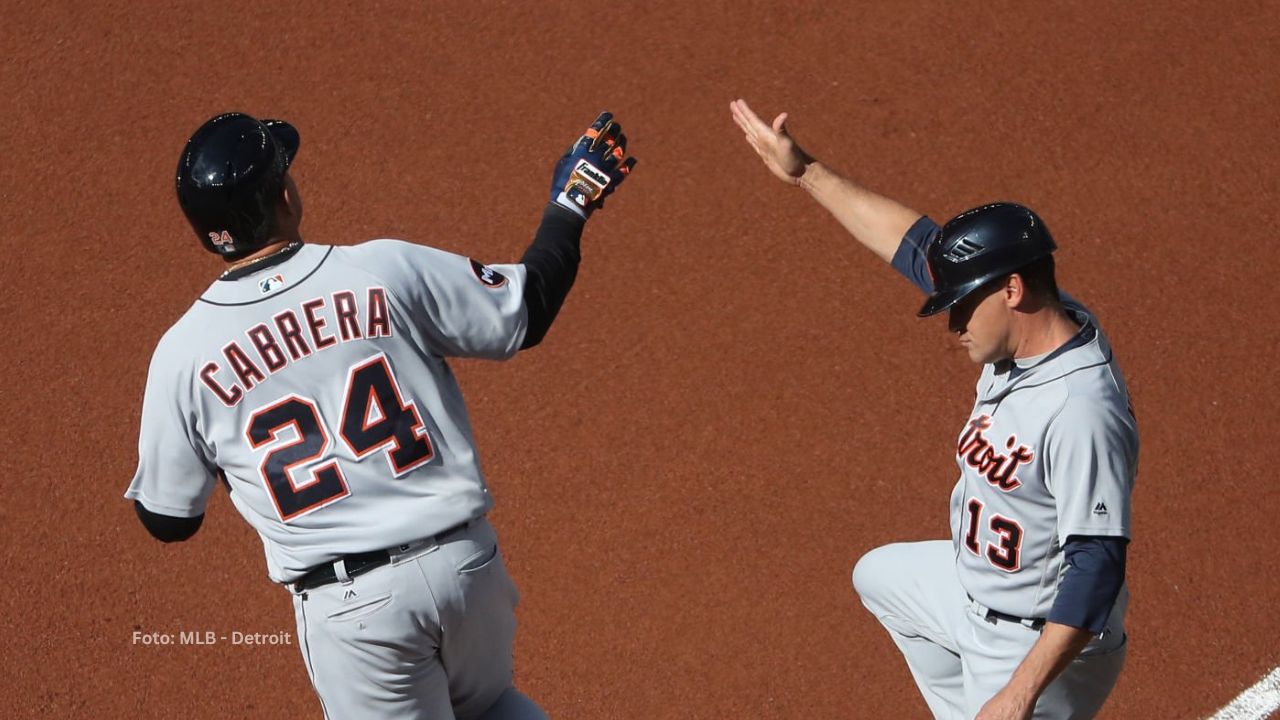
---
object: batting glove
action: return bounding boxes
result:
[550,111,636,219]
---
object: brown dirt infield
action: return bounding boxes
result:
[2,1,1277,718]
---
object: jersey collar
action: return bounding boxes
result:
[218,241,305,281]
[198,244,334,307]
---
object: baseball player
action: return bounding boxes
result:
[731,99,1137,720]
[125,110,635,719]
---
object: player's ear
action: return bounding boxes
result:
[280,174,303,221]
[1004,273,1026,309]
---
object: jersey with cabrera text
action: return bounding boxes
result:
[948,299,1139,621]
[125,241,528,582]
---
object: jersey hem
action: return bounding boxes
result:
[1057,525,1131,542]
[124,489,207,518]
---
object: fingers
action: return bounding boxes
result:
[735,114,770,157]
[581,111,613,151]
[730,104,754,138]
[587,111,613,133]
[587,115,628,174]
[730,98,774,138]
[602,157,637,200]
[598,131,627,169]
[574,111,635,179]
[772,112,788,135]
[729,99,756,138]
[589,118,622,153]
[587,120,613,151]
[595,122,621,155]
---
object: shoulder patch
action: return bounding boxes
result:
[468,259,507,288]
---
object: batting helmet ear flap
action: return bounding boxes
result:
[176,112,300,260]
[918,202,1056,317]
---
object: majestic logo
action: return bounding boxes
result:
[956,415,1035,491]
[259,274,285,294]
[468,259,507,288]
[342,589,358,601]
[1092,501,1109,516]
[208,230,235,248]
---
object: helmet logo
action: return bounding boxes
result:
[208,230,235,249]
[943,238,984,263]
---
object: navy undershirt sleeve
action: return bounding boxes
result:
[890,215,940,295]
[519,203,586,350]
[134,501,204,543]
[1048,535,1128,634]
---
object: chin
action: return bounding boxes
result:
[967,346,998,364]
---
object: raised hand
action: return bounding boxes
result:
[729,99,813,185]
[550,111,637,219]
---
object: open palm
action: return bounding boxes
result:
[730,98,813,184]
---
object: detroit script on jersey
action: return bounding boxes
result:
[947,300,1139,621]
[126,241,529,582]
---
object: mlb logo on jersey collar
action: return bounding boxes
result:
[259,274,286,295]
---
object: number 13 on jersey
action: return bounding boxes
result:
[245,353,435,521]
[963,497,1024,572]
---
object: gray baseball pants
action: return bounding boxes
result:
[852,540,1127,719]
[290,518,547,720]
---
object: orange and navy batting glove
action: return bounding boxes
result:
[550,111,637,219]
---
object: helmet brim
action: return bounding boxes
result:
[917,288,963,318]
[917,278,989,318]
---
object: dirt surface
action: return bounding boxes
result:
[2,1,1277,718]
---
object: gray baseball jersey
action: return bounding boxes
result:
[948,296,1139,620]
[125,240,528,582]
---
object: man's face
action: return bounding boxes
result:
[948,281,1013,364]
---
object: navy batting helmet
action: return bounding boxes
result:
[917,202,1057,317]
[176,112,300,259]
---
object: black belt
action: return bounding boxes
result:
[968,594,1046,630]
[292,521,472,593]
[986,607,1046,630]
[293,549,392,592]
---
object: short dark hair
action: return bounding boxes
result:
[1012,254,1059,302]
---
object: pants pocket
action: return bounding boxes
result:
[324,593,394,623]
[456,543,500,575]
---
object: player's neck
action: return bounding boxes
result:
[1009,305,1079,359]
[223,234,304,274]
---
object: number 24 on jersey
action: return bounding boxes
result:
[245,354,435,521]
